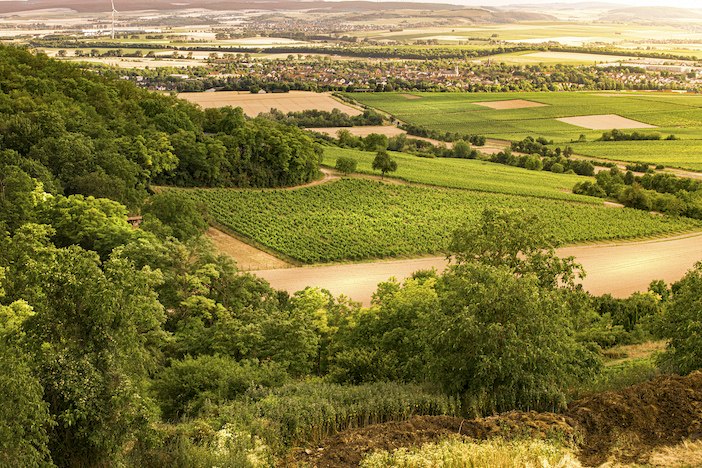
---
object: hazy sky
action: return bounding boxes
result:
[403,0,702,7]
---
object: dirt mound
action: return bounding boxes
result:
[292,372,702,467]
[291,412,574,467]
[567,372,702,465]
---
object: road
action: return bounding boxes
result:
[254,232,702,305]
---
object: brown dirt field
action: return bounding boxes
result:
[309,126,406,138]
[207,228,290,271]
[255,231,702,306]
[309,126,454,148]
[557,114,657,130]
[177,91,363,117]
[293,372,702,467]
[475,99,548,110]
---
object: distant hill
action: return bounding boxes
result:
[0,0,555,22]
[0,0,548,19]
[601,6,702,21]
[0,0,454,14]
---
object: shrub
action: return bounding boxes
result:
[335,156,358,175]
[153,356,288,421]
[550,162,565,174]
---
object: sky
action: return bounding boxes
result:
[399,0,702,7]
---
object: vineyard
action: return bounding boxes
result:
[173,179,700,263]
[323,147,598,202]
[349,91,702,171]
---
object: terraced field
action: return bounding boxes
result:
[349,91,702,170]
[174,179,699,263]
[322,147,597,202]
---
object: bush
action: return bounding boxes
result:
[153,356,288,421]
[658,263,702,374]
[550,162,565,174]
[335,156,358,175]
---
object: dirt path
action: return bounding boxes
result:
[254,232,702,305]
[207,227,291,271]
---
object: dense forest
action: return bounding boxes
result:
[0,46,321,211]
[4,44,702,466]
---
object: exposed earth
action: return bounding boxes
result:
[293,372,702,467]
[252,232,702,305]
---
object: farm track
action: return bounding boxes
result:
[252,231,702,305]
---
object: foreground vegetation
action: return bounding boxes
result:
[175,178,699,263]
[360,437,578,468]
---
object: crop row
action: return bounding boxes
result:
[173,179,700,264]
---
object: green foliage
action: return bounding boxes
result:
[0,45,322,211]
[371,150,397,177]
[658,263,702,374]
[233,381,460,449]
[142,191,208,241]
[571,358,659,399]
[0,279,53,467]
[322,146,595,202]
[430,262,600,413]
[449,208,583,289]
[153,356,288,421]
[335,156,357,175]
[175,179,699,263]
[364,133,389,152]
[329,275,438,384]
[0,227,167,466]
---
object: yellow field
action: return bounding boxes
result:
[177,91,363,116]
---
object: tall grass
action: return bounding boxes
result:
[221,380,461,449]
[360,437,581,468]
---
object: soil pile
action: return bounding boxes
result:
[292,372,702,467]
[567,372,702,465]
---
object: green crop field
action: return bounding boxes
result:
[322,147,598,202]
[174,179,699,263]
[349,91,702,171]
[572,140,702,171]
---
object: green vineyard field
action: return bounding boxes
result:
[174,179,700,263]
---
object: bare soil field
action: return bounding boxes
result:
[475,99,547,110]
[254,232,702,305]
[206,227,290,271]
[523,51,637,62]
[294,372,702,467]
[558,114,657,130]
[309,126,406,138]
[178,91,363,116]
[65,57,203,69]
[310,126,454,148]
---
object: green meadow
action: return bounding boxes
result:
[322,146,598,202]
[350,91,702,171]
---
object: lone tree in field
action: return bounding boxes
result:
[335,156,357,176]
[372,150,397,179]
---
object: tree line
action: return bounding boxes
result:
[0,45,322,211]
